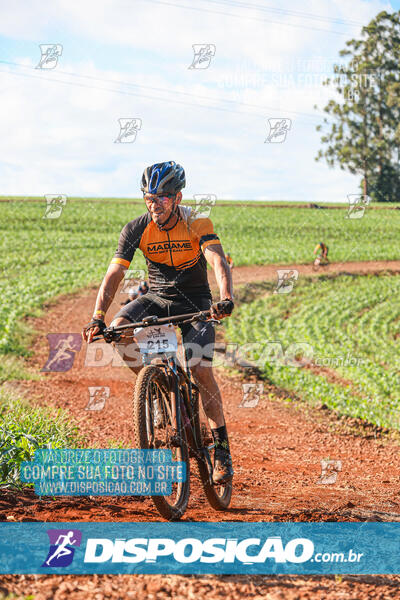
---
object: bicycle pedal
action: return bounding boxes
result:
[170,433,183,447]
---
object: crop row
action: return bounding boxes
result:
[224,273,400,429]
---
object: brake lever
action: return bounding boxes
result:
[102,327,121,343]
[194,312,221,325]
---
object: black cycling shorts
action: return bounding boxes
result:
[113,292,215,364]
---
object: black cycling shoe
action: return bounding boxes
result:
[169,429,183,448]
[212,447,234,484]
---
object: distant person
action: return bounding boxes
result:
[121,288,138,306]
[225,253,234,270]
[313,241,329,263]
[121,281,148,305]
[137,280,149,296]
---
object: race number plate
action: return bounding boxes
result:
[134,324,178,355]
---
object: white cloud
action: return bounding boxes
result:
[0,0,393,199]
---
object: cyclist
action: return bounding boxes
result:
[82,161,234,484]
[121,281,148,305]
[137,280,149,297]
[313,241,329,263]
[120,288,138,306]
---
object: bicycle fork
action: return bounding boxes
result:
[167,357,184,448]
[166,358,214,484]
[167,357,197,453]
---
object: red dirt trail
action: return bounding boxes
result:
[223,259,400,287]
[2,261,400,599]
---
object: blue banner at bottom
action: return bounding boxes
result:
[0,522,399,574]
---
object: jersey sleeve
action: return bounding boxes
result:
[111,216,148,268]
[191,217,221,251]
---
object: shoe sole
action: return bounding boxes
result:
[212,473,234,485]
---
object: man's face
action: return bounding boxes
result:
[144,192,182,226]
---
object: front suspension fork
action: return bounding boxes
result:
[167,358,184,447]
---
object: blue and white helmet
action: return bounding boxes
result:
[141,161,186,195]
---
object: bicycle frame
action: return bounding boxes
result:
[138,333,216,486]
[157,348,209,472]
[92,311,217,482]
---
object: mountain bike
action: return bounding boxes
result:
[94,309,232,521]
[313,255,330,271]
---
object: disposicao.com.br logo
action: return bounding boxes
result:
[83,536,314,564]
[82,537,364,566]
[0,522,376,574]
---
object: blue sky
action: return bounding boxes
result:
[0,0,396,201]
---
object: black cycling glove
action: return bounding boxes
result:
[211,299,234,318]
[84,319,106,333]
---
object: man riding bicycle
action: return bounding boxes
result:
[313,241,329,262]
[137,280,149,297]
[82,161,234,484]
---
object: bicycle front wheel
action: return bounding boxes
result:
[132,365,190,521]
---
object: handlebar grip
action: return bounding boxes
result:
[218,299,234,315]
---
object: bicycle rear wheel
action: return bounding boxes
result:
[132,365,190,521]
[191,386,232,510]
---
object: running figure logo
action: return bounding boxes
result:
[317,459,342,485]
[193,194,217,218]
[42,529,82,567]
[188,44,216,69]
[346,194,370,219]
[42,333,82,372]
[36,44,63,69]
[86,386,110,411]
[265,118,292,143]
[274,269,299,294]
[114,118,142,143]
[239,383,263,408]
[43,195,67,219]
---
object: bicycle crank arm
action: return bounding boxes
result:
[169,429,184,448]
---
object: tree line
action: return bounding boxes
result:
[316,11,400,202]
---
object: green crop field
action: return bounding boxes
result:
[224,273,400,430]
[1,197,399,364]
[0,387,81,486]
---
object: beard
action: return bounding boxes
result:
[151,205,176,227]
[152,211,167,225]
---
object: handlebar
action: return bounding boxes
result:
[92,310,213,343]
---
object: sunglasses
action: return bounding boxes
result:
[144,194,175,205]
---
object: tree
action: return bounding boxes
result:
[315,11,400,202]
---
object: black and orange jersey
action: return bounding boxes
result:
[111,206,221,298]
[314,242,328,255]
